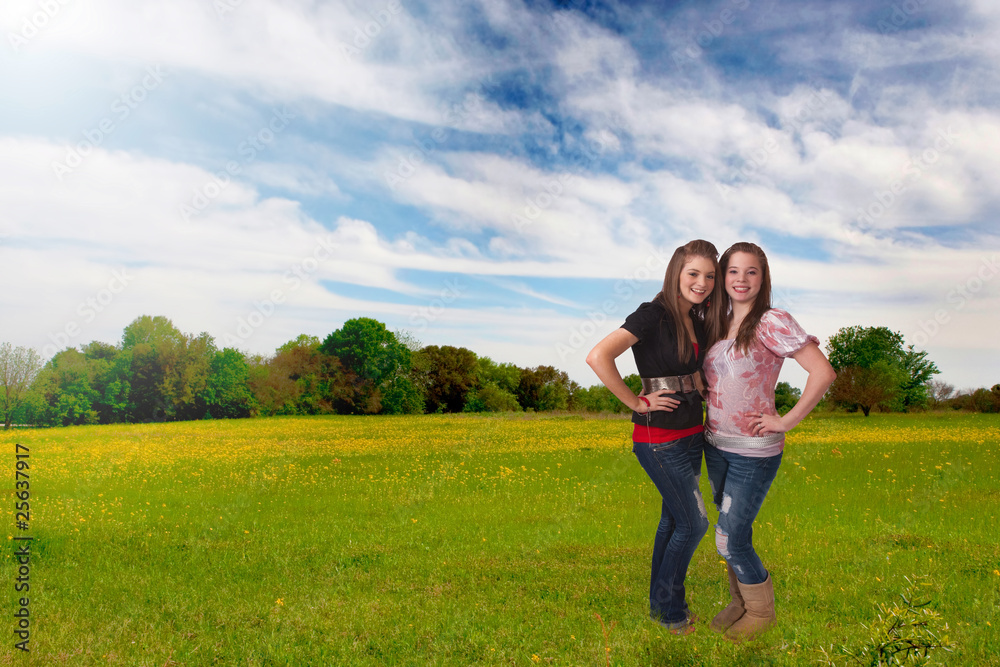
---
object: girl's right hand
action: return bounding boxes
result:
[636,389,680,413]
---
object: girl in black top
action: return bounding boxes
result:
[587,239,723,634]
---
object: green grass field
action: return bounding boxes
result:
[1,412,998,666]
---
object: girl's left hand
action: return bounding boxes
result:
[751,412,788,435]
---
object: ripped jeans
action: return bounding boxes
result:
[703,445,782,585]
[632,433,709,624]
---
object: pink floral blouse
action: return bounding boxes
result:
[704,309,820,458]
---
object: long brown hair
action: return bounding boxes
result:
[720,241,772,353]
[652,239,724,362]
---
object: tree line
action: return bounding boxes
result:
[1,317,997,429]
[1,315,625,427]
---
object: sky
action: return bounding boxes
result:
[1,0,998,393]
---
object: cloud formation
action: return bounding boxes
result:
[1,0,997,389]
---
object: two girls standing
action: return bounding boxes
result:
[587,240,836,640]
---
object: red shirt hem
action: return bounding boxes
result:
[632,423,703,444]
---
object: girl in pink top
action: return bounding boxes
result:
[702,242,836,641]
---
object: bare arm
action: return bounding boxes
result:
[755,342,836,434]
[586,328,679,413]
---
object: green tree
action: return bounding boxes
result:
[474,357,521,394]
[572,374,641,413]
[32,348,101,426]
[165,331,216,421]
[0,343,44,429]
[516,365,572,411]
[825,326,939,415]
[200,348,255,419]
[122,316,186,421]
[568,385,600,412]
[30,342,137,426]
[320,318,411,414]
[81,340,119,362]
[99,348,133,423]
[774,382,801,415]
[277,334,321,355]
[248,337,350,416]
[273,335,329,414]
[247,353,290,416]
[121,316,217,421]
[968,386,1000,413]
[826,326,905,369]
[122,314,186,349]
[897,346,939,410]
[462,356,521,413]
[463,383,522,412]
[321,318,409,387]
[380,376,425,414]
[412,345,478,413]
[80,341,128,424]
[827,361,907,417]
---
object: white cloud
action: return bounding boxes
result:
[3,0,488,126]
[378,149,644,260]
[244,161,344,198]
[1,0,998,393]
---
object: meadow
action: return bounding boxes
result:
[1,411,998,666]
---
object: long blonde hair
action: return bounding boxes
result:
[720,241,772,353]
[652,239,724,361]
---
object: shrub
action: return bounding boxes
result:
[817,577,955,666]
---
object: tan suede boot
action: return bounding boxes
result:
[710,564,745,632]
[724,573,775,641]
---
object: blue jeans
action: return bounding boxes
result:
[703,445,782,585]
[632,433,709,624]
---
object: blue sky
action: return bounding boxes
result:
[1,0,998,392]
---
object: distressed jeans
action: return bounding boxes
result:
[703,444,782,585]
[632,433,709,625]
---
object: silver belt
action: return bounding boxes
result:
[642,374,698,394]
[704,430,784,450]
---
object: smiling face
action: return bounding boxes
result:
[677,255,715,307]
[725,251,762,306]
